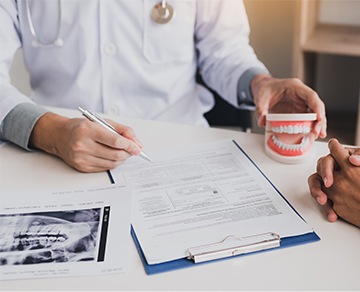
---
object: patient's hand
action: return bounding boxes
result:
[308,139,360,227]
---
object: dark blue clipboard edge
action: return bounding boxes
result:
[131,225,320,275]
[109,140,321,275]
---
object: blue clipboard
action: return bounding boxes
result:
[109,140,321,275]
[131,225,320,275]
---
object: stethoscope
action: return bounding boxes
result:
[26,0,63,47]
[150,0,174,24]
[26,0,174,48]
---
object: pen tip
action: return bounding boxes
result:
[140,151,153,162]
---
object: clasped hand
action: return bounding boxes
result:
[308,139,360,227]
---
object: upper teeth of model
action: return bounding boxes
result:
[271,125,311,134]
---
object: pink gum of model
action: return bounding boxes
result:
[265,113,317,164]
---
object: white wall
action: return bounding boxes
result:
[319,0,360,26]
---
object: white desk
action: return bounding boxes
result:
[1,107,359,291]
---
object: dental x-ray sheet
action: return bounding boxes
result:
[111,139,318,271]
[0,184,132,280]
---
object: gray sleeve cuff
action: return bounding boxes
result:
[237,67,270,107]
[0,103,50,151]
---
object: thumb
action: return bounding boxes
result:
[349,153,360,166]
[256,99,270,128]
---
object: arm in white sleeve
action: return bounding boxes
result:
[0,1,48,149]
[195,0,269,108]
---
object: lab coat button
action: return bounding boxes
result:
[104,43,116,56]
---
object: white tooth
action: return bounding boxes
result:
[39,236,47,246]
[13,238,20,246]
[280,126,284,133]
[304,127,311,134]
[48,236,57,243]
[58,237,66,243]
[294,125,300,134]
[288,125,294,134]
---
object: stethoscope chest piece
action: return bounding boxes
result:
[151,1,174,24]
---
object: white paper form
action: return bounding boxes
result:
[111,139,314,265]
[0,184,132,280]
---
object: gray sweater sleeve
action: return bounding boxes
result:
[0,103,50,150]
[237,67,270,107]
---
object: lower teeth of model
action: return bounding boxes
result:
[272,135,308,151]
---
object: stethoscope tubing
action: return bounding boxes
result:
[26,0,63,47]
[25,0,173,48]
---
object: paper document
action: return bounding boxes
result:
[0,185,132,280]
[111,139,314,265]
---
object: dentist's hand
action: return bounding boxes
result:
[308,139,360,226]
[29,112,143,172]
[251,74,327,139]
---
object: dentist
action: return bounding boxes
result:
[0,0,326,172]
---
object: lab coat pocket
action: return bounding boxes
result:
[143,0,196,63]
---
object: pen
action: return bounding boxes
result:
[78,106,152,162]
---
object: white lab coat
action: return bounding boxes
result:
[0,0,267,126]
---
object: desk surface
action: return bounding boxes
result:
[1,108,359,291]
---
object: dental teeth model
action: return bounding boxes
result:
[265,113,317,164]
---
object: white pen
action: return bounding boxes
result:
[78,106,152,162]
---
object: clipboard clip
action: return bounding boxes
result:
[187,232,280,263]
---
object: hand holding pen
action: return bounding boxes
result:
[78,107,152,162]
[28,108,150,173]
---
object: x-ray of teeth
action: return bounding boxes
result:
[0,209,100,266]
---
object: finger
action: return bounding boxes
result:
[256,100,271,128]
[116,125,143,148]
[93,143,133,162]
[72,155,125,173]
[324,201,338,223]
[290,80,327,138]
[308,173,328,205]
[70,141,131,172]
[257,114,267,128]
[312,120,327,139]
[328,138,350,169]
[349,154,360,166]
[67,147,128,173]
[91,123,141,156]
[316,154,336,188]
[346,147,360,166]
[106,120,144,148]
